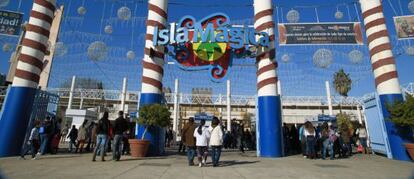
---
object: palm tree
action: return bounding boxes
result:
[333,68,352,112]
[333,68,352,97]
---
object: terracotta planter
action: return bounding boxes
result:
[405,143,414,161]
[129,139,150,158]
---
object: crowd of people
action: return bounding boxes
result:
[20,111,369,164]
[20,111,134,162]
[283,121,369,160]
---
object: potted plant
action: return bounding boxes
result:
[129,104,171,157]
[386,94,414,160]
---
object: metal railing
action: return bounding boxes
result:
[1,83,412,107]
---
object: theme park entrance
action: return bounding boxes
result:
[0,0,412,161]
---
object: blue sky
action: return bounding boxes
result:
[0,0,413,97]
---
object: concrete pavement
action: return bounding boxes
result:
[0,150,413,179]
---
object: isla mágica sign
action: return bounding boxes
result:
[151,13,271,83]
[153,13,270,49]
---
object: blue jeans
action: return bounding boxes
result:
[40,134,49,154]
[68,140,76,152]
[112,134,123,161]
[211,146,222,166]
[93,134,107,161]
[322,139,334,159]
[186,146,196,165]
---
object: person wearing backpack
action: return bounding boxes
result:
[209,117,223,167]
[92,112,110,162]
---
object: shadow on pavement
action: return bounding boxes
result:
[118,156,169,162]
[218,160,259,167]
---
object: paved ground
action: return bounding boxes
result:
[0,149,413,179]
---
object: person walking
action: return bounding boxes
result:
[75,121,88,153]
[193,119,210,167]
[20,120,41,160]
[92,112,111,162]
[67,125,78,153]
[304,121,316,159]
[112,111,129,161]
[39,118,52,155]
[182,117,197,166]
[209,117,223,167]
[356,123,368,154]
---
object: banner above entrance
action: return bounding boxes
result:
[152,13,269,83]
[278,22,363,45]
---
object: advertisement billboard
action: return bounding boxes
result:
[0,10,23,37]
[278,22,363,45]
[394,15,414,40]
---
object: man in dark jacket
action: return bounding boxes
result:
[182,117,197,166]
[92,111,110,162]
[67,125,78,153]
[112,111,129,161]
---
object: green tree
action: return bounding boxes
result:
[336,112,353,131]
[333,68,352,97]
[386,94,414,128]
[138,104,172,140]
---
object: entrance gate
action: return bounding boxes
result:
[363,94,392,158]
[0,0,411,160]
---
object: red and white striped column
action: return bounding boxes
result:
[14,0,56,88]
[253,0,283,157]
[0,0,56,157]
[359,0,410,161]
[138,0,168,156]
[141,0,168,98]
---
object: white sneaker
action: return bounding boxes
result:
[32,157,37,160]
[198,163,202,167]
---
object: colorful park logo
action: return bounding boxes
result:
[153,13,270,82]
